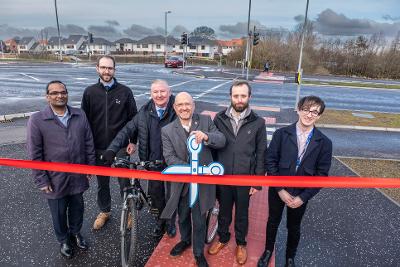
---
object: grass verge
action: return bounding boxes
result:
[318,109,400,128]
[337,157,400,205]
[303,80,400,90]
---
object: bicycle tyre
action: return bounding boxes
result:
[128,200,139,266]
[121,198,133,267]
[205,202,219,244]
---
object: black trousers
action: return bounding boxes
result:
[178,192,206,257]
[148,180,176,227]
[96,149,130,213]
[47,193,84,243]
[265,187,308,258]
[217,185,251,246]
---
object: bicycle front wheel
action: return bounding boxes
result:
[205,201,219,244]
[121,198,134,267]
[128,200,139,266]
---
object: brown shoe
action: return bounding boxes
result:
[208,241,226,255]
[236,245,247,265]
[93,212,110,230]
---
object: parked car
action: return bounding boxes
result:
[165,56,184,68]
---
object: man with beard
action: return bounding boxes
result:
[208,80,266,265]
[27,81,95,258]
[81,55,137,230]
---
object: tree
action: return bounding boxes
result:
[191,26,216,39]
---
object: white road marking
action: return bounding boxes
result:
[20,73,40,81]
[170,80,196,88]
[193,80,231,99]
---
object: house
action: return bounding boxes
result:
[114,38,137,52]
[88,37,116,55]
[5,38,18,53]
[217,38,244,56]
[63,35,85,54]
[31,39,48,53]
[17,37,36,53]
[135,35,179,55]
[182,36,218,58]
[47,36,64,53]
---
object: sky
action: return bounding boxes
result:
[1,0,400,40]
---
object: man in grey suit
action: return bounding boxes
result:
[161,92,226,267]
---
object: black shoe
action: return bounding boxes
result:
[195,254,209,267]
[166,224,176,238]
[285,258,296,267]
[151,224,166,237]
[257,250,272,267]
[72,233,88,250]
[60,242,73,258]
[170,241,191,257]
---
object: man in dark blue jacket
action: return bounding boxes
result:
[81,55,137,230]
[102,79,177,237]
[27,81,96,259]
[258,95,332,267]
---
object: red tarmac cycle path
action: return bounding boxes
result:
[146,187,274,267]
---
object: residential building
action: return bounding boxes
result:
[217,38,244,56]
[88,37,116,54]
[181,36,218,58]
[114,38,137,52]
[17,37,36,53]
[135,35,179,55]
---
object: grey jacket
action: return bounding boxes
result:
[27,105,96,199]
[160,114,226,218]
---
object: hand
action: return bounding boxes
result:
[40,185,53,193]
[288,196,304,209]
[278,189,294,206]
[190,130,209,144]
[126,143,136,155]
[102,150,116,165]
[249,187,258,195]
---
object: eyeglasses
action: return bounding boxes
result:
[301,109,320,117]
[98,66,115,71]
[48,91,68,96]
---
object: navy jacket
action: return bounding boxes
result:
[265,123,332,202]
[27,105,96,199]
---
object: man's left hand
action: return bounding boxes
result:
[190,130,209,144]
[288,196,304,209]
[249,187,258,195]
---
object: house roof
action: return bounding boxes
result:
[217,38,244,47]
[187,36,217,46]
[91,37,114,46]
[64,35,85,44]
[114,38,136,44]
[137,35,179,45]
[19,37,35,45]
[48,36,65,46]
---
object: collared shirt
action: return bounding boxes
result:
[181,120,192,133]
[155,105,166,118]
[226,106,251,136]
[101,78,115,90]
[296,122,313,159]
[52,107,70,127]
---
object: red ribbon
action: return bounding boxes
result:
[0,157,399,188]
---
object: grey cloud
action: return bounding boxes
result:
[154,27,164,35]
[87,25,121,38]
[315,9,400,36]
[0,24,87,40]
[218,21,268,38]
[170,25,189,37]
[0,24,38,39]
[105,20,120,27]
[294,15,304,23]
[382,15,400,21]
[123,24,155,38]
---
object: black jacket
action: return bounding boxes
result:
[213,108,266,181]
[81,79,137,150]
[265,123,332,202]
[108,95,176,161]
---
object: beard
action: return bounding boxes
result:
[232,101,249,113]
[99,73,113,83]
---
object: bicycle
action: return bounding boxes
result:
[112,157,164,267]
[205,201,219,244]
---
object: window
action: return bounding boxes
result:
[201,45,205,50]
[156,44,161,49]
[66,45,74,49]
[142,44,148,48]
[189,45,196,49]
[180,45,183,49]
[137,44,141,48]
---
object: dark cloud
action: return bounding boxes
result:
[87,25,121,38]
[294,15,304,23]
[0,24,87,40]
[105,20,120,27]
[382,15,400,21]
[43,24,87,37]
[123,24,156,38]
[0,24,37,39]
[154,27,164,35]
[315,9,400,36]
[170,25,189,37]
[218,21,268,38]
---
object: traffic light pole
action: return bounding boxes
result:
[295,0,309,109]
[245,0,252,80]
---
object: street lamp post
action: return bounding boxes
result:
[54,0,62,61]
[294,0,310,109]
[164,11,172,62]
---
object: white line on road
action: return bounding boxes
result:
[20,73,40,81]
[193,80,231,99]
[170,80,197,88]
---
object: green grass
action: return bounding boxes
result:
[303,80,400,90]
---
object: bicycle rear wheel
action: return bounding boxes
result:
[121,198,137,267]
[205,201,219,244]
[128,200,139,266]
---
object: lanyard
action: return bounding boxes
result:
[296,129,314,170]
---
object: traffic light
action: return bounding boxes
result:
[253,32,260,46]
[88,32,94,44]
[181,33,188,45]
[295,72,301,84]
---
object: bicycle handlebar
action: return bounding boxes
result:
[112,157,164,170]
